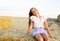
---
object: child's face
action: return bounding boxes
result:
[31,8,38,16]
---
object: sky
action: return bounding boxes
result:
[0,0,60,18]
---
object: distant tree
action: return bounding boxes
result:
[57,14,60,21]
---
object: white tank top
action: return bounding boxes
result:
[30,15,47,28]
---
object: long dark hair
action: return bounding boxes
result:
[29,8,37,26]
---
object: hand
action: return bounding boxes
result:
[23,32,30,38]
[49,35,54,39]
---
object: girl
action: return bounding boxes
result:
[27,7,54,41]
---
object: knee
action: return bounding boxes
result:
[45,39,49,41]
[38,37,43,41]
[37,36,43,41]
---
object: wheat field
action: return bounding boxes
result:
[0,16,60,41]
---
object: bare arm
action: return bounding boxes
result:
[27,20,34,34]
[44,20,54,38]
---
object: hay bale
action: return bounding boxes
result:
[0,17,12,30]
[57,14,60,22]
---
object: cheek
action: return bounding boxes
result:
[33,13,35,15]
[35,11,38,13]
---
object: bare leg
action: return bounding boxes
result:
[35,34,43,41]
[41,34,49,41]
